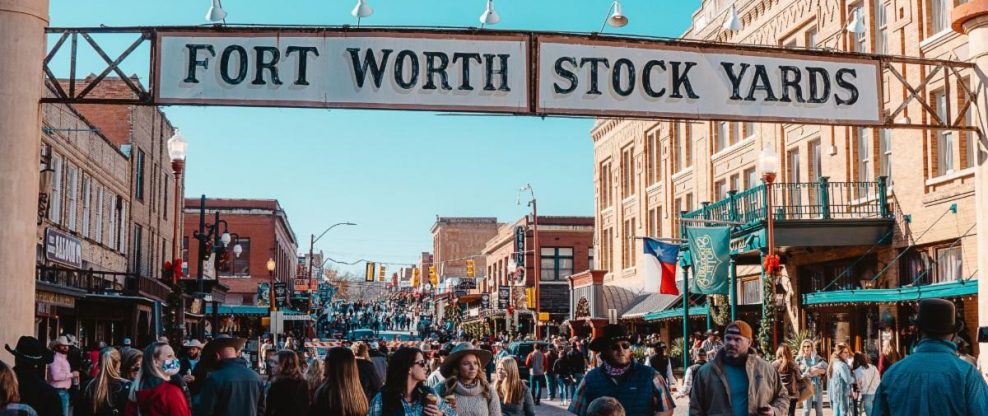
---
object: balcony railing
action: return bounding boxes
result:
[36,265,172,302]
[683,177,891,235]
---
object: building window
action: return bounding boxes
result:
[714,179,728,200]
[645,128,662,186]
[621,217,637,269]
[50,154,63,224]
[600,227,614,272]
[673,197,683,238]
[856,127,873,183]
[182,237,189,263]
[743,122,756,140]
[715,121,729,152]
[787,149,801,183]
[935,245,963,283]
[808,140,823,182]
[118,205,127,253]
[931,0,952,35]
[540,247,574,281]
[879,129,892,179]
[729,174,740,192]
[135,148,146,201]
[81,175,91,238]
[743,167,758,190]
[673,122,692,172]
[66,164,79,231]
[805,26,818,48]
[599,160,613,209]
[588,248,595,270]
[849,2,866,52]
[132,224,143,274]
[932,90,955,176]
[620,145,635,198]
[163,173,169,220]
[107,193,116,250]
[961,80,976,169]
[220,238,251,277]
[741,279,762,304]
[901,248,931,285]
[94,185,104,244]
[875,0,888,54]
[646,206,662,238]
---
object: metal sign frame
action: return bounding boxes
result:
[41,25,980,133]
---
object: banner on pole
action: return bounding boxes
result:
[686,226,731,295]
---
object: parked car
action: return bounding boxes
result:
[503,341,549,380]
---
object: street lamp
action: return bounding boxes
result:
[267,258,277,310]
[599,0,629,32]
[722,3,742,32]
[352,0,373,27]
[192,195,242,295]
[758,145,781,350]
[205,0,227,24]
[518,184,540,338]
[479,0,501,28]
[166,130,187,283]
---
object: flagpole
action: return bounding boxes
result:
[680,213,689,372]
[729,256,737,321]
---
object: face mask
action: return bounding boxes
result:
[162,359,181,376]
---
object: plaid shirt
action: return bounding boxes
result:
[568,363,674,416]
[368,388,457,416]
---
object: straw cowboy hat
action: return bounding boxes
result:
[5,336,54,365]
[440,342,493,378]
[182,339,206,349]
[50,336,72,348]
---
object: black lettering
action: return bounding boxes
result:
[720,62,750,100]
[252,46,283,85]
[219,45,248,85]
[670,61,699,99]
[612,58,635,97]
[394,50,419,90]
[452,53,482,91]
[348,48,392,89]
[553,57,579,94]
[744,64,779,102]
[778,66,804,103]
[183,44,215,83]
[806,67,831,104]
[834,68,859,106]
[579,57,610,95]
[286,46,319,86]
[483,54,511,92]
[423,52,452,90]
[642,60,667,98]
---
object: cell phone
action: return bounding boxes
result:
[978,327,988,343]
[758,406,772,414]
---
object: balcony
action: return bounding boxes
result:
[36,265,173,303]
[681,177,894,253]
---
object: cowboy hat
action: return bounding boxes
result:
[912,298,962,335]
[589,324,631,352]
[51,336,72,348]
[182,339,206,349]
[202,334,246,358]
[5,336,54,365]
[440,342,493,378]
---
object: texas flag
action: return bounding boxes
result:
[643,238,681,295]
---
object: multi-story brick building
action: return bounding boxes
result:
[184,198,298,336]
[590,0,982,358]
[429,218,498,329]
[483,216,594,334]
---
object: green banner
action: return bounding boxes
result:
[687,226,731,295]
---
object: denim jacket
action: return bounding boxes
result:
[796,353,827,389]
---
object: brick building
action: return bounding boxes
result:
[183,198,298,335]
[483,216,594,333]
[589,0,982,359]
[428,218,498,329]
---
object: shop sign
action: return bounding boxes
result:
[257,282,271,307]
[514,226,525,266]
[273,282,289,309]
[45,228,82,268]
[498,286,511,309]
[538,312,550,322]
[36,290,76,308]
[293,278,311,292]
[481,293,490,309]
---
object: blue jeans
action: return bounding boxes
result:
[801,381,824,416]
[546,374,558,399]
[568,374,583,402]
[529,374,546,402]
[56,389,70,416]
[860,394,875,416]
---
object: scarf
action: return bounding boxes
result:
[602,361,632,377]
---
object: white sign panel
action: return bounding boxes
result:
[537,37,881,124]
[156,31,529,112]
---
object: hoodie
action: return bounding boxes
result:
[124,380,191,416]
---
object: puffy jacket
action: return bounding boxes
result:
[689,350,789,416]
[125,380,190,416]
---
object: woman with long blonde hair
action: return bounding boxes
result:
[494,357,535,416]
[827,343,854,416]
[303,356,324,398]
[308,347,368,416]
[772,344,802,416]
[79,348,131,416]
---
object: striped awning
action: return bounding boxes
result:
[803,280,978,306]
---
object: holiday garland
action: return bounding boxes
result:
[710,294,729,326]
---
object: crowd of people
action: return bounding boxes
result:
[1,297,986,416]
[321,299,419,337]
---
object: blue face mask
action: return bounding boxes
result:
[162,359,181,375]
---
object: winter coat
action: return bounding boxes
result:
[263,378,310,416]
[771,360,801,400]
[13,365,63,416]
[437,380,501,416]
[499,383,535,416]
[688,350,789,416]
[827,359,853,414]
[78,378,131,416]
[356,359,384,402]
[194,358,265,416]
[124,379,191,416]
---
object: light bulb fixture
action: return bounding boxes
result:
[205,0,227,24]
[232,244,243,258]
[220,232,232,247]
[600,0,629,32]
[758,145,780,180]
[267,258,276,272]
[479,0,501,28]
[722,3,742,32]
[352,0,373,27]
[845,7,866,35]
[166,129,187,162]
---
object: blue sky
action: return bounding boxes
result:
[49,0,700,274]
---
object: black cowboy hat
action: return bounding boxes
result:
[5,336,54,365]
[589,324,631,352]
[202,334,246,359]
[912,298,963,335]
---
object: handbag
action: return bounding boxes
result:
[796,376,815,402]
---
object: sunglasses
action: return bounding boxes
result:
[609,342,631,351]
[413,359,428,367]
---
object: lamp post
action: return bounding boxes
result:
[192,195,242,339]
[267,258,279,348]
[758,146,781,351]
[308,222,355,338]
[166,130,187,282]
[519,184,540,339]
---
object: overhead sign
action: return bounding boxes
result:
[153,29,882,124]
[498,286,511,309]
[45,228,82,268]
[514,225,525,266]
[273,282,289,309]
[156,31,529,113]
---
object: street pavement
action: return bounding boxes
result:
[533,395,835,415]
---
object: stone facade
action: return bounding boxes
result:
[431,217,499,285]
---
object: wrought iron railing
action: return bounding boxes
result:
[36,265,172,301]
[683,177,891,235]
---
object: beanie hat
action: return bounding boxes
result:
[725,321,753,339]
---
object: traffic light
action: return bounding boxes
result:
[365,262,375,282]
[466,259,476,277]
[378,265,386,281]
[525,288,536,308]
[429,265,438,286]
[412,267,421,287]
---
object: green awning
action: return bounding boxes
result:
[803,280,978,306]
[644,305,710,321]
[205,305,269,316]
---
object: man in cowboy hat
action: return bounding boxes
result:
[47,336,74,416]
[689,320,788,416]
[180,339,206,385]
[568,324,674,416]
[194,334,265,416]
[700,329,723,357]
[6,336,63,416]
[872,298,988,416]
